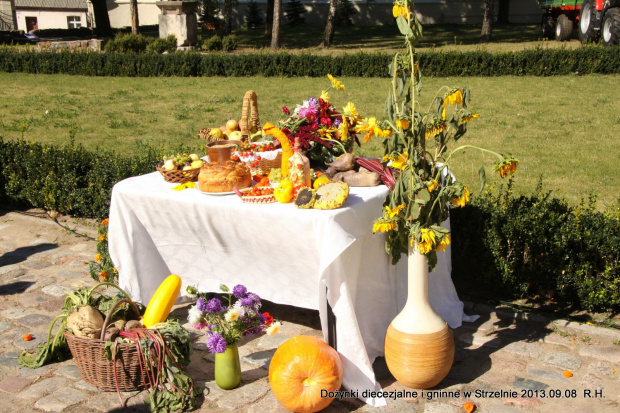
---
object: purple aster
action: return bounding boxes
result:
[205,298,222,314]
[196,297,207,312]
[240,297,254,307]
[232,284,247,298]
[246,293,261,305]
[206,331,227,354]
[206,323,216,332]
[307,97,319,107]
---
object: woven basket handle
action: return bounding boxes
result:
[239,90,260,142]
[100,299,142,341]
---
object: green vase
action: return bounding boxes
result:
[214,343,241,390]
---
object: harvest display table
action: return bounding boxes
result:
[108,171,474,407]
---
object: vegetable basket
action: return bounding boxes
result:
[64,300,149,392]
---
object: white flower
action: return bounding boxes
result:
[225,307,242,322]
[187,305,203,325]
[265,321,281,336]
[232,300,247,318]
[294,99,311,115]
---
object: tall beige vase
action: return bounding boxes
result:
[384,244,455,389]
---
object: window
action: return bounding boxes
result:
[67,16,82,29]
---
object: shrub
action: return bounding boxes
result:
[222,35,238,52]
[105,33,149,54]
[147,35,178,54]
[451,179,620,312]
[202,35,223,52]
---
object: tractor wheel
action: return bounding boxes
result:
[541,13,556,40]
[579,0,600,43]
[555,14,573,42]
[602,8,620,47]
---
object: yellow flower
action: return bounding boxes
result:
[390,152,408,170]
[98,235,104,242]
[425,123,446,139]
[101,218,109,226]
[461,113,479,124]
[496,159,518,178]
[427,180,438,192]
[327,74,345,91]
[392,4,399,18]
[320,90,330,102]
[342,102,360,123]
[442,107,446,120]
[451,186,470,207]
[373,221,397,233]
[113,268,118,274]
[339,120,349,141]
[400,6,410,19]
[95,254,101,262]
[416,228,436,255]
[386,204,405,218]
[442,89,463,107]
[100,270,108,280]
[356,117,377,142]
[435,234,451,252]
[396,119,410,130]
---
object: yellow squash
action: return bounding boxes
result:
[263,123,294,178]
[142,274,182,328]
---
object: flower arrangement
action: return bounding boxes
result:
[277,75,390,168]
[372,0,518,269]
[86,218,118,284]
[186,284,280,354]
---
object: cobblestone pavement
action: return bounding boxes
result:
[1,208,619,412]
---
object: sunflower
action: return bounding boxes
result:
[460,113,479,124]
[442,89,463,107]
[415,228,436,254]
[373,221,397,233]
[451,186,470,208]
[435,234,451,252]
[386,204,405,218]
[427,180,438,193]
[496,159,518,177]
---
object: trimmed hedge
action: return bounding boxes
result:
[1,45,619,77]
[1,137,618,312]
[451,179,620,313]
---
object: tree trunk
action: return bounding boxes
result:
[480,0,495,43]
[224,0,233,35]
[270,0,281,51]
[265,0,274,38]
[320,0,338,47]
[90,0,112,37]
[130,0,139,34]
[498,0,510,24]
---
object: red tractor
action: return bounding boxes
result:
[539,0,620,46]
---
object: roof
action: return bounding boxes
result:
[14,0,88,9]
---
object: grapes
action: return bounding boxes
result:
[268,168,282,184]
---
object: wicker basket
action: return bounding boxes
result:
[236,187,276,204]
[249,153,282,177]
[198,90,261,144]
[156,165,200,184]
[64,300,149,392]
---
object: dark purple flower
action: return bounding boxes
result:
[206,331,227,354]
[205,298,222,314]
[232,284,247,298]
[246,292,261,305]
[196,297,207,312]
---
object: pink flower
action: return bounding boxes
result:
[320,117,331,126]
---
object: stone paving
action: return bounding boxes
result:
[1,208,620,412]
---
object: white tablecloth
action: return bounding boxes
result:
[108,172,475,407]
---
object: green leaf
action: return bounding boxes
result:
[384,92,395,122]
[396,16,413,38]
[478,166,487,193]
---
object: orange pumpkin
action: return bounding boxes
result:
[269,336,344,413]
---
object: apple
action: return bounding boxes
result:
[209,128,224,141]
[229,130,243,141]
[191,160,204,169]
[163,159,177,171]
[189,154,200,162]
[226,119,239,131]
[222,129,231,139]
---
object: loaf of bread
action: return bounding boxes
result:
[198,161,252,193]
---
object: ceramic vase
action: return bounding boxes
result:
[214,343,241,390]
[384,244,455,389]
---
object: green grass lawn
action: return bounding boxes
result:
[2,73,619,209]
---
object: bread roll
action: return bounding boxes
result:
[198,161,252,193]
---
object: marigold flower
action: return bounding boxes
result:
[386,204,405,218]
[461,113,479,124]
[98,235,104,242]
[101,218,109,226]
[435,234,451,252]
[113,268,118,274]
[327,74,345,91]
[463,401,476,413]
[373,221,397,233]
[451,186,470,207]
[23,334,33,341]
[442,89,463,107]
[100,270,108,280]
[95,254,101,262]
[427,180,438,192]
[563,370,573,378]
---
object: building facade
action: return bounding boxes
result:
[13,0,89,32]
